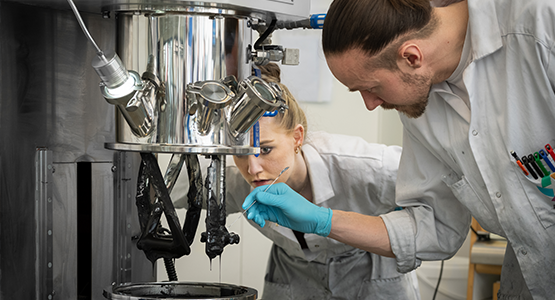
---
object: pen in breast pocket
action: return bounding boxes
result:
[545,144,555,161]
[528,154,545,178]
[510,151,529,176]
[534,152,550,176]
[539,149,555,172]
[521,155,538,179]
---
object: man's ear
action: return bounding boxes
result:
[398,43,423,69]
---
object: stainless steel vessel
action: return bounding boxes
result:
[0,0,310,299]
[106,10,290,154]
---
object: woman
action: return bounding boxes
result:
[175,63,420,299]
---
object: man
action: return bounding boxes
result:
[243,0,555,298]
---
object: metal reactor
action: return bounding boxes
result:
[0,0,317,299]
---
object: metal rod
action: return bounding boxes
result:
[227,166,289,229]
[66,0,107,61]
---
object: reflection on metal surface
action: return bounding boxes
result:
[104,282,257,300]
[102,70,158,137]
[105,142,259,154]
[5,0,310,21]
[229,76,285,136]
[187,80,235,135]
[116,13,253,149]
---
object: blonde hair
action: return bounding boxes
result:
[257,63,308,136]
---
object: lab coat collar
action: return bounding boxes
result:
[302,143,335,205]
[467,0,503,60]
[432,82,472,123]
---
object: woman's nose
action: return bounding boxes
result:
[247,155,263,175]
[360,90,383,111]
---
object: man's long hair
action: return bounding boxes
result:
[322,0,434,59]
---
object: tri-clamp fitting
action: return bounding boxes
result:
[99,67,161,138]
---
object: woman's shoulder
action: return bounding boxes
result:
[305,131,402,160]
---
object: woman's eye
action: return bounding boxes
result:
[260,147,272,154]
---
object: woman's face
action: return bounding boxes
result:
[233,116,301,188]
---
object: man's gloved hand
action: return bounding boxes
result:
[242,183,333,237]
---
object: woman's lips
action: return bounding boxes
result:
[253,180,271,187]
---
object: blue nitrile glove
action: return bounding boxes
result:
[242,183,333,237]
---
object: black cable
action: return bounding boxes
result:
[471,225,490,241]
[164,258,178,281]
[254,18,277,50]
[432,260,445,300]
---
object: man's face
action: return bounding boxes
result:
[326,48,433,119]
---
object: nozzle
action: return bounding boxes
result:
[92,51,130,89]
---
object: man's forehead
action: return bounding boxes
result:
[328,53,380,84]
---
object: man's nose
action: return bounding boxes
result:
[360,90,383,111]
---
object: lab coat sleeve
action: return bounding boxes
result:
[381,127,471,273]
[377,144,403,208]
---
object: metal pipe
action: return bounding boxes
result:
[66,0,107,61]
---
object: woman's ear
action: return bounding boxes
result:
[293,123,305,147]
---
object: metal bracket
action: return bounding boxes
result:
[35,148,54,299]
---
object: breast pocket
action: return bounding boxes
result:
[442,172,487,223]
[512,162,555,229]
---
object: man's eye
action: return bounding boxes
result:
[260,147,272,154]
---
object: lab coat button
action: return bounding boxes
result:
[521,249,527,255]
[496,192,502,198]
[472,130,478,136]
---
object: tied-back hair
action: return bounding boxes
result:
[257,63,308,136]
[322,0,436,68]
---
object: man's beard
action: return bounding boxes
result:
[381,72,432,119]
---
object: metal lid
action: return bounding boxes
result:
[104,282,257,300]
